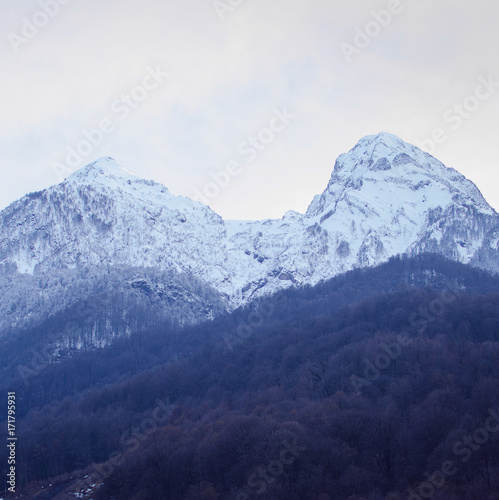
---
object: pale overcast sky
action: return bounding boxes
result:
[1,0,498,220]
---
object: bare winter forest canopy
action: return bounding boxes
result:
[1,255,499,499]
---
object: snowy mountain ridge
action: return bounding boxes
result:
[1,132,498,312]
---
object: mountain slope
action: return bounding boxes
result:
[3,254,499,499]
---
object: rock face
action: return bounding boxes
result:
[1,133,498,335]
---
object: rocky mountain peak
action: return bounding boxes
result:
[331,132,426,178]
[305,133,495,220]
[67,157,139,185]
[0,133,497,314]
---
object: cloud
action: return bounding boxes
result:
[0,0,498,219]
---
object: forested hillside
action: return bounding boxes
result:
[1,255,499,499]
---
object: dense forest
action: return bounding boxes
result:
[1,255,499,499]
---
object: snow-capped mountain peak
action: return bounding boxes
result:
[330,131,440,181]
[68,157,139,185]
[307,133,495,218]
[1,132,498,313]
[352,131,408,156]
[64,157,206,213]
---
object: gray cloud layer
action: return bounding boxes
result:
[1,0,498,219]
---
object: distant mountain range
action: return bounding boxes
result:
[1,132,498,344]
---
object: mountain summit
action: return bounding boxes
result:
[67,157,140,184]
[310,132,492,217]
[303,133,496,271]
[1,133,498,313]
